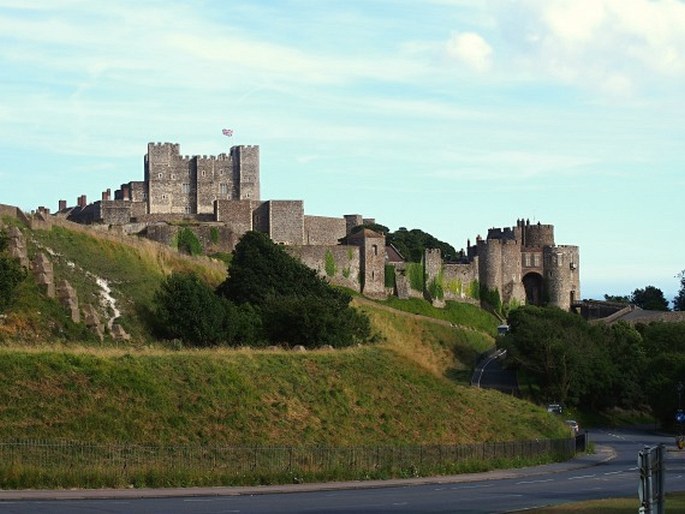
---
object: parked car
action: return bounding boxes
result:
[565,419,580,434]
[546,403,563,414]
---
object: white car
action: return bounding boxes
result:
[565,419,580,434]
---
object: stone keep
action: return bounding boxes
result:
[144,143,260,215]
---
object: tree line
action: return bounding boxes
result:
[500,305,685,427]
[605,273,685,311]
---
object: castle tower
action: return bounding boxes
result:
[231,145,260,201]
[523,221,555,248]
[544,245,581,310]
[347,228,386,299]
[145,142,182,214]
[424,248,444,304]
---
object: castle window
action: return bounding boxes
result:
[184,206,191,214]
[182,183,190,194]
[533,254,541,267]
[201,171,206,178]
[157,173,163,179]
[373,244,378,256]
[220,184,228,195]
[161,194,167,200]
[171,174,176,180]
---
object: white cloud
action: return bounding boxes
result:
[445,32,493,72]
[509,0,685,94]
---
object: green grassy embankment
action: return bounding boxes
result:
[0,345,568,446]
[0,220,575,487]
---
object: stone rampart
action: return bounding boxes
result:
[304,215,347,245]
[442,262,479,303]
[0,204,30,225]
[287,245,361,292]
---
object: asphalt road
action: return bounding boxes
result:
[1,428,682,513]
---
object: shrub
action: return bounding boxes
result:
[324,250,336,277]
[177,228,203,256]
[153,272,227,346]
[384,265,396,289]
[406,263,424,292]
[218,231,371,348]
[0,255,26,312]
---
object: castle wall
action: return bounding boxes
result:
[263,200,304,245]
[129,181,147,203]
[500,240,525,304]
[214,200,254,237]
[544,245,580,310]
[442,261,479,303]
[286,245,361,292]
[304,215,347,245]
[100,200,132,225]
[344,214,363,234]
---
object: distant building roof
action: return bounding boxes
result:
[385,244,405,263]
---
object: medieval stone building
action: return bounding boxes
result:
[56,142,580,309]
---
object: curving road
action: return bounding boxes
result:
[1,429,683,513]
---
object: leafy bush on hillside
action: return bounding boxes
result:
[219,231,370,348]
[0,229,26,312]
[176,227,203,256]
[155,232,370,348]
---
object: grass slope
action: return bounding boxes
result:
[0,346,568,446]
[0,220,570,452]
[1,220,225,344]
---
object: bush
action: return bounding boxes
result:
[218,231,371,348]
[0,255,26,312]
[176,228,203,256]
[153,272,226,345]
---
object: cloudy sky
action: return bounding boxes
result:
[1,0,683,301]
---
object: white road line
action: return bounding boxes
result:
[517,478,554,484]
[568,474,596,480]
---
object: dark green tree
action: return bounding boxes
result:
[600,322,647,409]
[0,229,26,312]
[386,227,458,263]
[501,306,608,407]
[0,255,26,312]
[603,294,630,303]
[218,231,370,348]
[153,272,256,346]
[674,270,685,311]
[630,285,669,311]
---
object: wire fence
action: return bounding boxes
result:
[0,437,576,479]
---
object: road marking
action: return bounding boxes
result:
[517,478,553,484]
[603,471,623,476]
[568,474,596,480]
[452,484,495,490]
[183,499,214,502]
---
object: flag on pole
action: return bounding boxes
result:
[222,128,234,137]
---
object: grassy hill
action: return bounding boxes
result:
[0,218,569,451]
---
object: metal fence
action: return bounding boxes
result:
[0,437,576,478]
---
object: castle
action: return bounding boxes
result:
[57,142,580,310]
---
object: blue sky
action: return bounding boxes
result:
[1,0,684,301]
